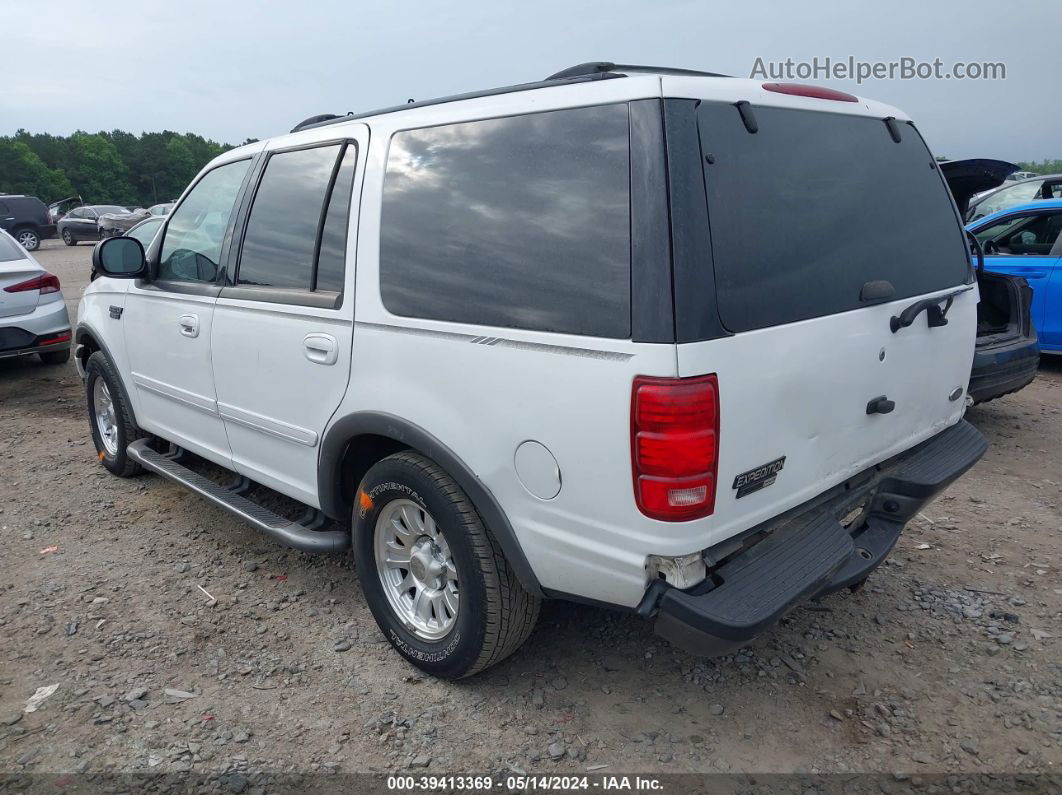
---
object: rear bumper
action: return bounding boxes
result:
[0,299,72,359]
[969,336,1040,403]
[643,420,987,656]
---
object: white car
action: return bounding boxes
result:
[75,62,987,679]
[0,228,71,365]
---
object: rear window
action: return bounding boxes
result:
[0,234,26,262]
[698,104,969,333]
[379,104,631,338]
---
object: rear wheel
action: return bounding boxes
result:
[353,451,540,679]
[62,229,76,246]
[85,351,143,477]
[39,348,70,365]
[15,228,40,251]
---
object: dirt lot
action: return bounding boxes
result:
[1,241,1059,788]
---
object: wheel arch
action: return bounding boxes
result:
[320,411,543,596]
[75,324,140,428]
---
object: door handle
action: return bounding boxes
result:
[178,313,200,338]
[303,333,338,365]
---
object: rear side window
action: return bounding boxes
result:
[379,104,631,338]
[236,142,355,294]
[0,234,26,261]
[698,104,969,333]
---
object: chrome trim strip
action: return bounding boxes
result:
[217,402,319,447]
[355,321,634,361]
[131,372,218,414]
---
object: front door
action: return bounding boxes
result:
[974,208,1062,334]
[123,157,254,465]
[211,132,365,506]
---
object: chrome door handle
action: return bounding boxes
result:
[303,333,338,365]
[178,313,200,338]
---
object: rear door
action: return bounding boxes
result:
[673,100,976,544]
[210,131,365,506]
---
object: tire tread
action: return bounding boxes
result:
[380,451,540,677]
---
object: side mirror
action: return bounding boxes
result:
[92,236,147,279]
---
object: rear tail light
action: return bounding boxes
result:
[631,374,719,521]
[4,272,61,294]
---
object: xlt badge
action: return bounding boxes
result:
[733,456,786,499]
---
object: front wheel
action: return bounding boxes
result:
[62,229,76,246]
[353,451,540,679]
[85,351,143,477]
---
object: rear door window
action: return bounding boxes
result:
[379,104,631,338]
[698,104,970,333]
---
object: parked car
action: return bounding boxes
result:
[0,194,56,251]
[77,63,987,679]
[58,205,127,245]
[98,207,150,238]
[968,198,1062,356]
[126,215,165,247]
[48,196,83,226]
[0,228,71,364]
[939,160,1041,402]
[1006,171,1039,182]
[967,173,1062,222]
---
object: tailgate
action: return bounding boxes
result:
[669,93,977,547]
[678,287,975,543]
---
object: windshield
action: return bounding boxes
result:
[696,103,969,333]
[128,219,163,246]
[970,181,1041,220]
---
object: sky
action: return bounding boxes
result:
[4,0,1060,162]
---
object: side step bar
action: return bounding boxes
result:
[127,438,350,553]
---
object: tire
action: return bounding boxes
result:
[62,229,77,246]
[15,228,40,251]
[85,351,143,477]
[353,451,540,679]
[39,348,71,365]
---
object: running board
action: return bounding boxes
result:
[127,438,350,553]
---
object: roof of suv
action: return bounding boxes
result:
[217,62,909,166]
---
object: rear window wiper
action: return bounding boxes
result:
[890,287,969,333]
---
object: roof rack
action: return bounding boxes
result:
[545,62,730,80]
[291,62,729,134]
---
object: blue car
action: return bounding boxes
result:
[968,198,1062,355]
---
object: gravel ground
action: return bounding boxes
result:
[1,241,1059,787]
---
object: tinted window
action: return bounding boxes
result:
[380,104,631,338]
[237,144,341,289]
[160,159,250,283]
[976,212,1062,255]
[0,233,26,262]
[315,145,357,292]
[698,104,969,333]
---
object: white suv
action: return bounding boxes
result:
[76,63,987,679]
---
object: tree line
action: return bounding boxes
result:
[0,130,255,208]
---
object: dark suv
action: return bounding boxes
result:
[0,195,55,251]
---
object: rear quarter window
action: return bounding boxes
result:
[698,104,969,333]
[379,104,631,338]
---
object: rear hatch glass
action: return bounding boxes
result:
[697,104,970,332]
